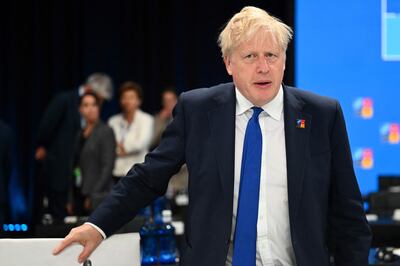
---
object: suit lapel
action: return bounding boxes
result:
[283,86,312,222]
[207,85,236,202]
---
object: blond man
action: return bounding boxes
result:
[54,6,371,266]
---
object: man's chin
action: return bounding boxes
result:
[252,93,276,106]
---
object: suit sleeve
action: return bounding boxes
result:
[91,127,116,196]
[328,101,372,266]
[36,94,67,148]
[88,93,186,236]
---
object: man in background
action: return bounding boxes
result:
[35,73,113,222]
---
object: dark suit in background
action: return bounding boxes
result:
[89,83,371,266]
[36,90,81,220]
[0,120,12,225]
[72,121,115,213]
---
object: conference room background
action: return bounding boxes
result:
[0,0,398,226]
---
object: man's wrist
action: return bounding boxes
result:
[84,222,106,239]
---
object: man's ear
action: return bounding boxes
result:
[283,53,287,71]
[223,56,233,76]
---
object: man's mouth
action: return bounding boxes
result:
[254,81,272,88]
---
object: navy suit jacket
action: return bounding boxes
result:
[89,83,371,266]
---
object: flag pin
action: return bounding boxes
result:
[296,119,306,129]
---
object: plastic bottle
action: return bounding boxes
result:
[157,210,177,264]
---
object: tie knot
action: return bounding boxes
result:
[251,107,263,118]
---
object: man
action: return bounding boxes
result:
[35,73,113,221]
[54,7,371,266]
[0,120,12,226]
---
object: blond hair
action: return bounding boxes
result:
[218,6,293,57]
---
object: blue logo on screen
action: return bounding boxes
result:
[380,123,400,144]
[353,97,374,119]
[353,148,374,170]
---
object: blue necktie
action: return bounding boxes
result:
[232,107,263,266]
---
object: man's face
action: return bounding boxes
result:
[224,30,286,106]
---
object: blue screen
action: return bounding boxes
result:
[295,0,400,195]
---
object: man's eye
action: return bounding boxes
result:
[266,53,277,58]
[245,54,255,59]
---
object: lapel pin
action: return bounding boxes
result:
[296,119,306,129]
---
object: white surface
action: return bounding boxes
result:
[393,209,400,221]
[366,213,379,221]
[171,221,184,235]
[0,233,140,266]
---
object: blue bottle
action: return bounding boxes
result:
[157,210,177,264]
[139,219,158,265]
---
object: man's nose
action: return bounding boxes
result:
[256,57,270,73]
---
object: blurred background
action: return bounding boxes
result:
[1,0,399,264]
[0,0,294,229]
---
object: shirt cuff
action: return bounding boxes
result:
[84,222,107,239]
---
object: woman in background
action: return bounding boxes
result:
[68,92,115,216]
[108,81,154,183]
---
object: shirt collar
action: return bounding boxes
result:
[235,84,284,121]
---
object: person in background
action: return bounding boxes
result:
[108,81,154,184]
[68,92,115,216]
[35,73,113,222]
[150,87,178,150]
[0,119,12,226]
[151,87,188,199]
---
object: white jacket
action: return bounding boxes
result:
[108,110,154,177]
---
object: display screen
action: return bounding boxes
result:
[295,0,400,195]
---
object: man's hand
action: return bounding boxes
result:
[52,224,103,263]
[35,146,47,161]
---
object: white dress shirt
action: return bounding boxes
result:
[226,86,296,266]
[108,109,154,177]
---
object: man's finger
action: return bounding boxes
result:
[52,235,76,255]
[78,243,95,263]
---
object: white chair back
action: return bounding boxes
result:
[0,233,141,266]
